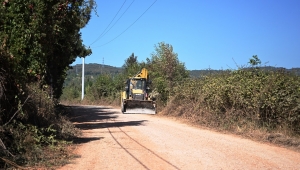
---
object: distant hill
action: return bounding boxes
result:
[68,63,123,76]
[64,64,123,86]
[66,64,300,81]
[260,66,300,75]
[189,69,226,77]
[190,66,300,77]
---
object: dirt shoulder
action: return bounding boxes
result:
[58,105,300,170]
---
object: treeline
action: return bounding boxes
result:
[0,0,95,168]
[64,63,300,80]
[68,64,123,76]
[61,42,189,107]
[190,67,300,77]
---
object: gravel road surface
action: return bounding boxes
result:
[58,105,300,170]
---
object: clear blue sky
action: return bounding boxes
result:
[72,0,300,70]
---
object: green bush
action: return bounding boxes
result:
[168,68,300,136]
[86,74,120,101]
[1,83,79,168]
[60,84,81,101]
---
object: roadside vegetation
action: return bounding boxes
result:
[63,50,300,151]
[165,56,300,149]
[0,0,95,169]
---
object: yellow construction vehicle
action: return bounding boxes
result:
[121,68,156,114]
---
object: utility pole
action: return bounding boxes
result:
[81,58,85,100]
[101,57,104,74]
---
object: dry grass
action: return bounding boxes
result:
[21,143,80,170]
[0,82,83,169]
[159,108,300,152]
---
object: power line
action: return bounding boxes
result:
[98,0,136,42]
[90,0,127,46]
[92,0,158,48]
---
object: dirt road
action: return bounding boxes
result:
[59,105,300,170]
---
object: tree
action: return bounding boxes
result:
[146,42,189,104]
[0,0,94,99]
[86,74,120,101]
[249,55,261,67]
[122,53,141,77]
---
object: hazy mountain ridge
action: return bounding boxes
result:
[68,63,300,78]
[68,63,123,76]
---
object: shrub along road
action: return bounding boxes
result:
[59,105,300,170]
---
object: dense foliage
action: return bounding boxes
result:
[146,42,189,105]
[0,0,94,168]
[166,56,300,137]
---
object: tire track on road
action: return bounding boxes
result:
[106,117,180,170]
[107,126,150,170]
[118,127,180,170]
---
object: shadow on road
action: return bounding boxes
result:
[65,105,146,143]
[68,106,118,123]
[75,120,146,130]
[71,137,104,144]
